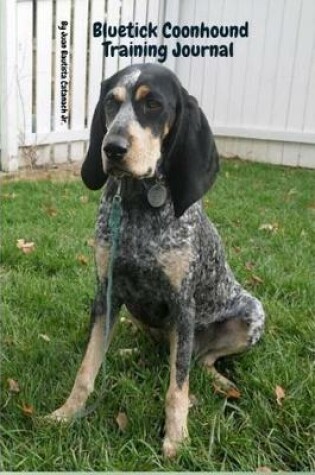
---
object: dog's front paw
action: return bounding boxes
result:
[45,404,78,423]
[163,437,179,458]
[163,428,189,459]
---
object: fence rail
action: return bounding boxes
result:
[1,0,315,171]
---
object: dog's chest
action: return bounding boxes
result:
[115,211,170,291]
[112,219,173,327]
[96,200,196,327]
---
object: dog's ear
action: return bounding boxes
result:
[81,81,108,190]
[163,87,219,217]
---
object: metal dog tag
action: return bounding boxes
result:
[147,183,167,208]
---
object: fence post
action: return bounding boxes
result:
[0,0,19,171]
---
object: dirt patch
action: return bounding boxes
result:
[0,162,82,183]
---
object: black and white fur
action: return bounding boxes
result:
[49,63,265,458]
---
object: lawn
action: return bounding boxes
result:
[0,159,314,471]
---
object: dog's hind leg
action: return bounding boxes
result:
[195,296,265,391]
[47,285,120,422]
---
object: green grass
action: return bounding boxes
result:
[1,159,314,471]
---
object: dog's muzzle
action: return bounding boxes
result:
[103,136,131,176]
[103,136,128,161]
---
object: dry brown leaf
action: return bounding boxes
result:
[245,261,255,271]
[39,333,50,342]
[21,403,34,416]
[116,411,128,431]
[76,254,88,265]
[44,206,58,217]
[7,378,20,393]
[213,383,241,399]
[16,239,35,254]
[80,195,89,204]
[256,467,272,473]
[250,274,264,285]
[275,385,285,406]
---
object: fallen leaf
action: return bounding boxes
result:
[116,411,128,431]
[259,223,279,233]
[245,261,255,271]
[256,467,272,473]
[46,206,58,217]
[275,385,285,406]
[76,254,88,265]
[80,195,89,204]
[21,403,34,416]
[213,383,241,399]
[7,378,20,393]
[16,239,35,254]
[233,246,241,254]
[39,333,50,342]
[250,274,264,285]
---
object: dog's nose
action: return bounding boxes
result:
[104,138,128,161]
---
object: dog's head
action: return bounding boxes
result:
[81,63,219,217]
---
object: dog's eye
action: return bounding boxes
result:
[106,96,121,113]
[144,98,162,112]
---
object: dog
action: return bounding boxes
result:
[48,63,265,458]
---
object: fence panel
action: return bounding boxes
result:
[0,0,19,171]
[17,0,33,167]
[87,0,104,127]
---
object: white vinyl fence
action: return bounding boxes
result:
[1,0,315,171]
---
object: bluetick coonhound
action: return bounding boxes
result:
[49,64,265,457]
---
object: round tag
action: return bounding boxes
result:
[147,183,167,208]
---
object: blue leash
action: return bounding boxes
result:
[106,189,122,337]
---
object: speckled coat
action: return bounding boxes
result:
[95,176,265,384]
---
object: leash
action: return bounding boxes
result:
[74,181,122,419]
[106,181,122,340]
